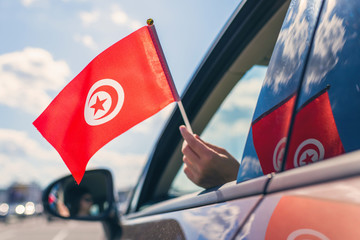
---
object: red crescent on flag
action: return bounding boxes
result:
[84,79,124,126]
[294,138,325,167]
[273,137,287,171]
[88,85,118,120]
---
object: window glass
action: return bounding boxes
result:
[283,0,360,170]
[237,0,323,183]
[169,66,266,195]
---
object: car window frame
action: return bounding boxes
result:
[125,0,290,215]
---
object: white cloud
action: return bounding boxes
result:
[204,118,250,142]
[0,128,68,187]
[129,20,142,31]
[111,9,128,25]
[0,129,56,161]
[304,0,345,92]
[222,77,263,111]
[238,156,262,179]
[110,5,143,31]
[236,214,256,240]
[0,128,148,189]
[62,0,89,2]
[0,48,71,115]
[182,203,243,239]
[257,0,344,94]
[0,153,68,188]
[74,34,98,51]
[86,149,148,190]
[79,10,100,26]
[21,0,37,7]
[264,0,315,93]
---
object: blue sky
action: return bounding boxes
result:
[0,0,241,190]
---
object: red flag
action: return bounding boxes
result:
[33,25,179,184]
[252,95,296,174]
[265,196,360,239]
[285,90,344,169]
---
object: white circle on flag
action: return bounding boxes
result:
[287,228,329,240]
[84,79,125,126]
[294,138,325,167]
[273,137,287,171]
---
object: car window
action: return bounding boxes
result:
[237,0,323,183]
[129,0,291,211]
[283,0,360,170]
[169,66,266,195]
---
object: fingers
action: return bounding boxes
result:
[180,125,224,156]
[195,135,228,155]
[179,125,212,158]
[179,125,240,189]
[183,163,197,184]
[182,140,200,163]
[180,126,201,174]
[195,135,238,164]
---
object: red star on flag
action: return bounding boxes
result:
[302,153,314,164]
[90,96,107,115]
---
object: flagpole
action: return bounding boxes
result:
[146,19,193,135]
[177,100,193,134]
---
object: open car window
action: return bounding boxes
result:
[170,65,266,196]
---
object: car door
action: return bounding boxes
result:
[117,0,291,239]
[235,0,360,239]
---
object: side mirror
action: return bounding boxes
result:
[42,169,115,220]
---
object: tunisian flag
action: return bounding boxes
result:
[285,90,344,169]
[252,95,296,174]
[33,25,179,184]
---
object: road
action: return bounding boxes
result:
[0,216,106,240]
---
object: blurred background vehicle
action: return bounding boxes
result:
[0,182,43,223]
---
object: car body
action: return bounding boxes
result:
[43,0,360,239]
